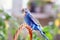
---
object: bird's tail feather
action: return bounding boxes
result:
[37,26,48,40]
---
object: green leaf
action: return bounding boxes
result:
[5,13,11,20]
[0,9,4,13]
[0,17,5,27]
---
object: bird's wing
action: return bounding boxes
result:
[27,12,39,25]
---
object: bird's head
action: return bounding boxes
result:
[21,8,30,16]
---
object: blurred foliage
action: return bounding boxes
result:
[0,33,5,40]
[43,22,58,40]
[43,26,53,40]
[35,0,46,6]
[4,13,11,20]
[26,32,45,40]
[9,18,19,37]
[28,0,49,6]
[0,9,4,13]
[0,17,5,27]
[0,9,11,40]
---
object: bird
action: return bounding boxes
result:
[23,8,48,40]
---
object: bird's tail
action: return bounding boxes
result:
[37,26,49,40]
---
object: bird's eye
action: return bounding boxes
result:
[21,9,24,12]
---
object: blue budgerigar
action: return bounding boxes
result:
[23,9,48,40]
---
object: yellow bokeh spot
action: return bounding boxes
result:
[55,19,59,27]
[57,13,60,17]
[5,21,9,29]
[58,30,60,34]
